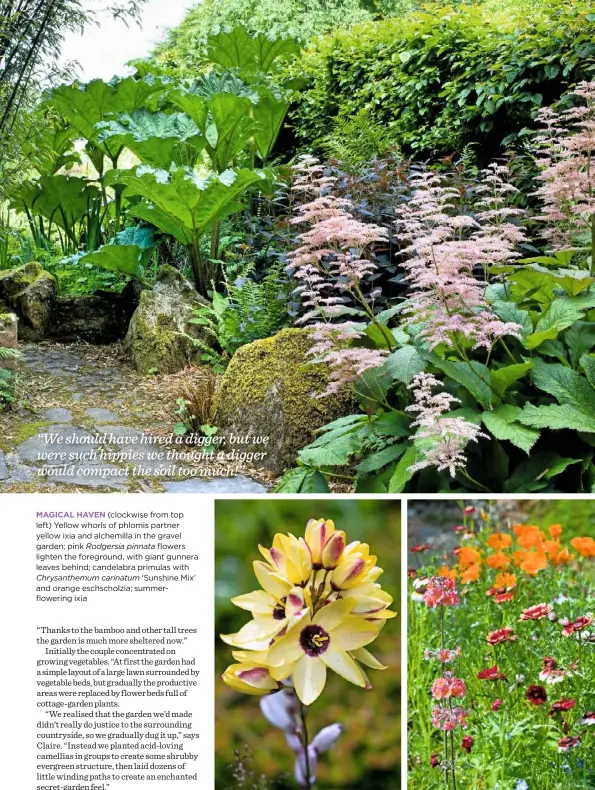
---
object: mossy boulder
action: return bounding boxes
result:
[0,312,18,370]
[124,265,209,374]
[0,262,56,341]
[213,328,355,474]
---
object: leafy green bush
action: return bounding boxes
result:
[287,0,595,159]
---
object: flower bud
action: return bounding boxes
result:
[260,689,299,732]
[312,723,343,753]
[222,664,279,696]
[295,746,318,787]
[305,519,335,569]
[321,531,345,570]
[331,557,366,590]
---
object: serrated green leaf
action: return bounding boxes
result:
[432,358,493,408]
[356,443,406,473]
[489,362,532,398]
[383,345,425,384]
[523,326,559,349]
[518,403,595,433]
[299,432,358,467]
[491,299,533,335]
[374,411,412,437]
[505,452,578,492]
[535,296,589,335]
[530,359,595,414]
[566,322,595,366]
[580,354,595,387]
[482,406,539,454]
[78,245,144,282]
[388,443,417,493]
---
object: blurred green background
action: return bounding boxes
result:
[214,499,401,790]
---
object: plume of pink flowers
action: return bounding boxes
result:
[533,81,595,253]
[288,155,391,391]
[394,165,525,351]
[406,373,487,478]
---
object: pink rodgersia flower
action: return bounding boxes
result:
[287,156,390,394]
[423,576,460,608]
[533,81,595,251]
[431,705,469,731]
[406,372,487,477]
[394,165,525,352]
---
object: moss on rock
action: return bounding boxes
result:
[0,262,56,340]
[214,328,355,474]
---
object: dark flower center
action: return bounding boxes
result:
[273,598,287,621]
[299,624,330,657]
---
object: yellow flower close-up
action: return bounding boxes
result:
[221,518,396,705]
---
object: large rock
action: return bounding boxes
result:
[0,312,18,370]
[50,292,131,343]
[213,328,355,474]
[124,265,208,374]
[0,262,56,340]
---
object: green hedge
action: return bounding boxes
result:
[288,0,595,158]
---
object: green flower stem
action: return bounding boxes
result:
[299,701,314,789]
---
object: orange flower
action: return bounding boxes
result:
[513,524,545,550]
[486,551,511,570]
[571,536,595,557]
[495,572,517,588]
[458,546,481,568]
[548,524,562,539]
[512,549,530,567]
[544,540,561,561]
[550,546,572,566]
[487,533,512,550]
[438,565,457,580]
[460,564,480,584]
[519,551,547,576]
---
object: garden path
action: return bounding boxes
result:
[0,343,269,493]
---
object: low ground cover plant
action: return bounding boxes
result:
[408,504,595,789]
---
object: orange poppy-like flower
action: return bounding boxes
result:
[571,536,595,557]
[437,565,457,580]
[520,551,548,576]
[458,547,481,568]
[513,524,545,550]
[513,549,530,567]
[550,546,572,566]
[487,533,512,550]
[548,524,562,539]
[495,572,517,588]
[460,564,480,584]
[487,551,511,570]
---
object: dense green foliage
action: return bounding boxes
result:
[287,0,595,159]
[152,0,417,75]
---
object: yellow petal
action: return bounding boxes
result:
[267,627,305,667]
[270,660,296,682]
[330,618,379,651]
[221,617,283,650]
[231,649,270,666]
[253,561,291,599]
[320,644,367,688]
[232,590,276,613]
[350,647,388,670]
[313,598,355,631]
[293,654,327,705]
